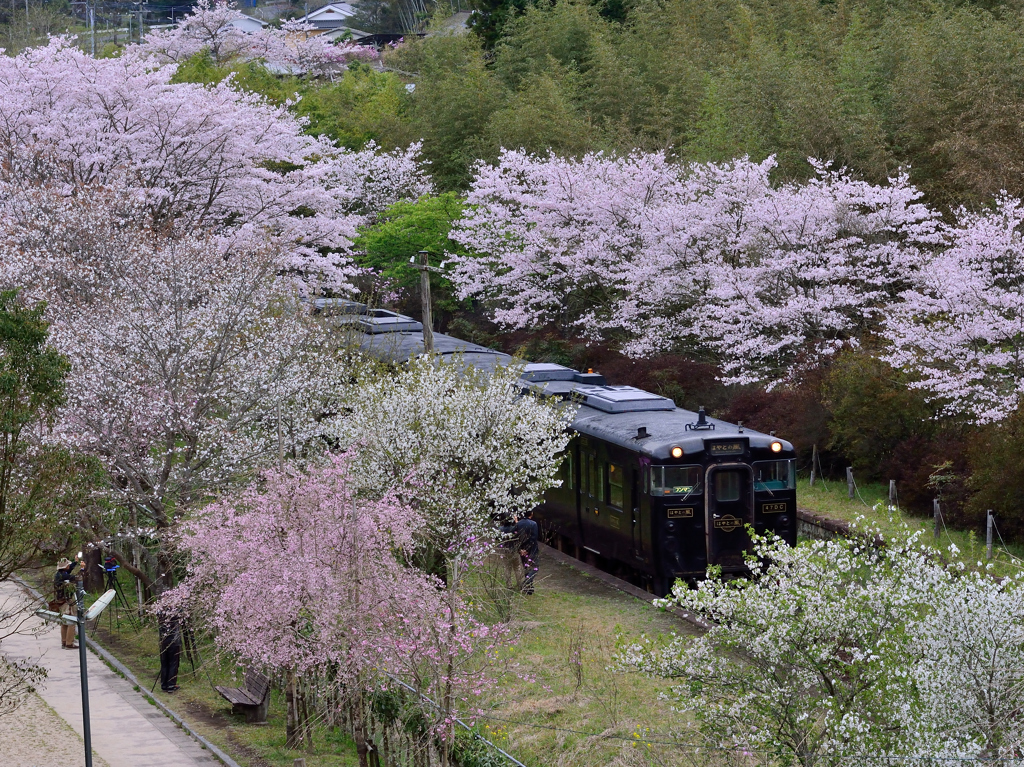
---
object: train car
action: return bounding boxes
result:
[322,302,798,596]
[519,364,796,595]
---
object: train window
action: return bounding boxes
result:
[565,451,575,490]
[650,466,702,497]
[714,470,743,502]
[753,460,796,492]
[594,459,604,502]
[608,463,624,508]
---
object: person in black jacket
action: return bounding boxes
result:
[158,615,182,692]
[515,509,540,595]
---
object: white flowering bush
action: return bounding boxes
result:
[619,526,1024,766]
[325,356,574,571]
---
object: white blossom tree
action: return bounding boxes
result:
[0,186,353,591]
[620,525,1024,766]
[326,356,574,573]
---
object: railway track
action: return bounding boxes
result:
[541,507,852,632]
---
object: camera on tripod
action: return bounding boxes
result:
[103,556,120,590]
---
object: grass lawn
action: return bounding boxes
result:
[472,552,712,767]
[797,476,1024,577]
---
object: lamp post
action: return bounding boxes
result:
[36,582,116,767]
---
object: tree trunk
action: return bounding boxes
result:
[352,693,370,767]
[286,669,301,749]
[300,682,314,754]
[83,547,104,593]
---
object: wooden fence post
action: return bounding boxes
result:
[933,499,940,540]
[888,480,896,506]
[809,444,817,488]
[987,510,994,560]
[846,467,855,500]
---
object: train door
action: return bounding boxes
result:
[705,464,754,569]
[581,448,600,555]
[630,466,646,562]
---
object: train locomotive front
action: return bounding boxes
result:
[522,363,797,596]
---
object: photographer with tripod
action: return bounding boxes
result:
[52,556,80,649]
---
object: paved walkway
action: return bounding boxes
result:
[0,581,220,767]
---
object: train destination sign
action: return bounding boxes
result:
[762,502,787,514]
[713,514,743,531]
[707,440,745,456]
[667,507,695,518]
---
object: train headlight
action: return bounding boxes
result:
[771,441,783,453]
[670,446,683,458]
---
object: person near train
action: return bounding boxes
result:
[516,509,540,595]
[52,557,79,649]
[158,615,183,692]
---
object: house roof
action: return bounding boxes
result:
[304,2,356,22]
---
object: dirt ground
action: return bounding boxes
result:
[0,691,111,767]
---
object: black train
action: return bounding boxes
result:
[319,301,798,597]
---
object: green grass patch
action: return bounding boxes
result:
[797,477,1024,578]
[472,556,705,767]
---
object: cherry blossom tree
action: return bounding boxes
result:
[620,523,1024,765]
[883,197,1024,422]
[137,0,376,77]
[0,185,352,592]
[450,150,941,387]
[136,0,253,64]
[325,355,574,576]
[0,37,429,292]
[164,455,514,766]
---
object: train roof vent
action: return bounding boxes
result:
[520,362,579,382]
[357,310,423,334]
[575,385,676,413]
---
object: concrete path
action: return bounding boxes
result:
[0,581,220,767]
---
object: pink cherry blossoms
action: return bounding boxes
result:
[163,455,514,733]
[137,0,376,77]
[451,149,1024,419]
[0,37,428,292]
[450,151,942,389]
[884,197,1024,423]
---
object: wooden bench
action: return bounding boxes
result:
[215,669,271,723]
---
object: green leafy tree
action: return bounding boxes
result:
[353,192,470,322]
[0,290,79,582]
[385,31,506,190]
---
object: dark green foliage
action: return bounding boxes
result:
[822,350,935,480]
[967,410,1024,539]
[0,290,84,580]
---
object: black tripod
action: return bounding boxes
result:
[102,564,140,632]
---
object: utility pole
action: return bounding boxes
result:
[89,2,95,57]
[409,250,442,353]
[138,3,143,43]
